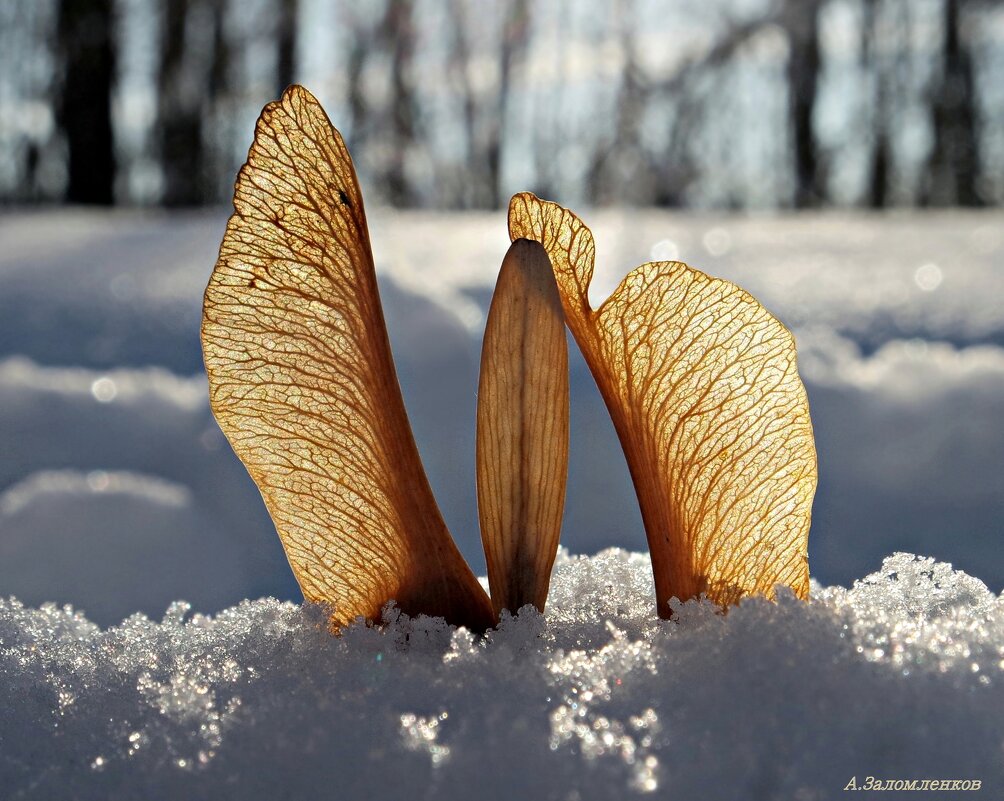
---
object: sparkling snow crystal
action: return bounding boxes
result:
[2,550,1001,799]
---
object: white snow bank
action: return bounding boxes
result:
[799,335,1004,587]
[0,358,299,622]
[2,550,1001,800]
[370,209,1004,347]
[0,470,255,625]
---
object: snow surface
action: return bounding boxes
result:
[1,550,1001,800]
[0,208,1002,622]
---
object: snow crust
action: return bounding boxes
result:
[2,550,1001,800]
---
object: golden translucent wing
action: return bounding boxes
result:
[477,239,569,617]
[202,86,492,630]
[508,193,816,613]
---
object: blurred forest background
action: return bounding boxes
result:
[1,0,1002,210]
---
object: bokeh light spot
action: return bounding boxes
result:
[914,262,943,292]
[702,227,733,256]
[649,239,679,262]
[90,376,118,402]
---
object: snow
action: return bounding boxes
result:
[0,357,299,621]
[0,469,254,626]
[0,207,1002,617]
[1,549,1000,799]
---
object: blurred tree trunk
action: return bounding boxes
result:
[56,0,116,205]
[344,10,369,154]
[208,0,230,100]
[784,0,823,207]
[923,0,981,206]
[588,0,650,205]
[530,0,567,202]
[275,0,298,94]
[206,0,232,201]
[653,94,699,207]
[157,0,204,206]
[867,125,891,208]
[862,0,891,208]
[380,0,418,206]
[488,0,529,207]
[448,0,484,208]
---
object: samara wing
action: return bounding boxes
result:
[203,86,493,630]
[508,193,816,614]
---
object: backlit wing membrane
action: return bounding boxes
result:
[508,193,816,613]
[203,86,492,630]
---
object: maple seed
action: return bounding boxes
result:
[508,192,817,615]
[202,85,493,631]
[477,239,569,619]
[202,84,815,632]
